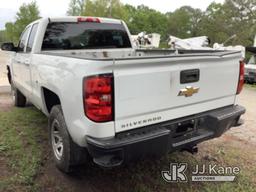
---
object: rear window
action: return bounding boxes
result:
[42,22,132,50]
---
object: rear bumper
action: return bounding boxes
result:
[86,105,245,167]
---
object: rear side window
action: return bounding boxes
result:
[42,22,132,50]
[18,26,31,52]
[26,23,39,52]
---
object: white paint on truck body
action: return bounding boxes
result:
[113,54,240,132]
[8,17,242,147]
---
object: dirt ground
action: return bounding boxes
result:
[0,87,255,192]
[0,93,12,111]
[228,87,256,144]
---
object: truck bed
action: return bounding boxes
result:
[37,49,242,133]
[40,49,240,60]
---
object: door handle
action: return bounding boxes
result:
[180,69,200,84]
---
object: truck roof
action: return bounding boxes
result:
[33,16,123,25]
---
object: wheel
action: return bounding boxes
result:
[49,105,87,173]
[13,87,26,107]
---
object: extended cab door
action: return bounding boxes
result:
[12,26,32,98]
[23,23,39,99]
[12,26,31,96]
[12,24,38,99]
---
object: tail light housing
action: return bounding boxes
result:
[83,74,114,122]
[236,60,245,94]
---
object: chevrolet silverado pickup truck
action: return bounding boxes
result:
[1,17,245,173]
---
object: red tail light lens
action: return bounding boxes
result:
[78,17,100,23]
[83,74,114,122]
[237,60,245,94]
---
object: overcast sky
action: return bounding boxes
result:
[0,0,225,30]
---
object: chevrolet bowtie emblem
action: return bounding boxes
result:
[178,86,199,97]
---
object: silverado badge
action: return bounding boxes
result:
[178,86,199,97]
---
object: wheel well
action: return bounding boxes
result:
[42,88,61,113]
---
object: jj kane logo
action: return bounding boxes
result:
[162,163,188,182]
[162,163,240,182]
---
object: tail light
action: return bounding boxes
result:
[78,17,100,23]
[83,74,114,122]
[236,60,245,94]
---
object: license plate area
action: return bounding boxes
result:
[173,119,198,138]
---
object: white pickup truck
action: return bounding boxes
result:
[1,17,245,173]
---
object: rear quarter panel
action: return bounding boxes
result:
[31,54,115,146]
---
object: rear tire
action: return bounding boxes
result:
[13,87,26,107]
[49,105,87,173]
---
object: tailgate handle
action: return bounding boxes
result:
[180,69,200,84]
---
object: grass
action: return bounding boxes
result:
[0,106,47,192]
[57,140,255,192]
[0,102,256,192]
[120,142,256,192]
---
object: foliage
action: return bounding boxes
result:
[81,0,125,18]
[67,0,85,16]
[223,0,256,45]
[124,5,168,40]
[198,2,230,44]
[4,1,40,44]
[65,0,256,46]
[0,30,7,44]
[3,0,256,47]
[198,0,256,46]
[166,6,203,38]
[67,0,168,40]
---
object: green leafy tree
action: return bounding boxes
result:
[0,30,7,44]
[199,0,256,46]
[5,1,40,43]
[223,0,256,46]
[124,5,168,40]
[197,3,229,44]
[67,0,85,16]
[81,0,125,18]
[4,22,18,43]
[62,0,256,48]
[166,6,203,39]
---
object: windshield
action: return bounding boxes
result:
[42,22,132,50]
[248,56,256,65]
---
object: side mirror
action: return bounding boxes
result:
[1,42,16,52]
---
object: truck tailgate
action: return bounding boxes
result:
[114,52,241,132]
